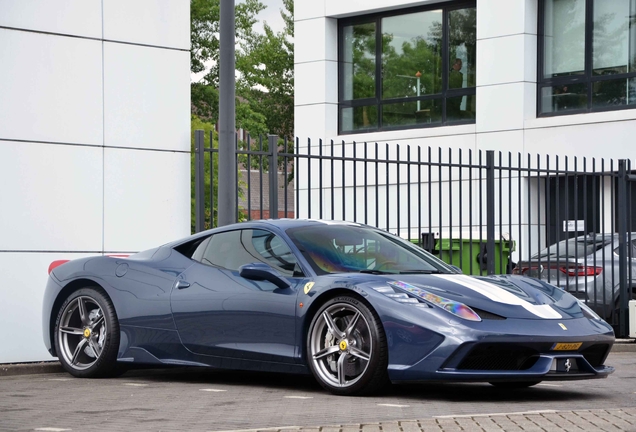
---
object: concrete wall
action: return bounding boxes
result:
[0,0,191,363]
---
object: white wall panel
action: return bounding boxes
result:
[476,82,529,132]
[0,0,102,38]
[294,103,338,141]
[294,18,338,64]
[477,34,536,86]
[0,29,103,145]
[0,141,103,252]
[0,252,94,363]
[104,43,190,151]
[525,120,636,160]
[476,0,537,40]
[295,61,338,106]
[476,130,524,154]
[103,148,190,252]
[326,0,442,17]
[296,0,326,21]
[103,0,189,49]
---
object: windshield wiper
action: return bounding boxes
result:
[357,269,391,275]
[398,269,442,274]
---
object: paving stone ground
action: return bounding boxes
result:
[0,352,635,431]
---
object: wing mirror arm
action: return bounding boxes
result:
[239,263,291,289]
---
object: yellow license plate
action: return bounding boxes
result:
[551,342,582,351]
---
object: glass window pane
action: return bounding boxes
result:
[250,229,299,276]
[593,0,636,75]
[592,77,636,108]
[382,10,443,99]
[540,83,588,113]
[448,8,477,89]
[446,94,476,122]
[382,99,442,128]
[341,105,378,132]
[342,23,376,100]
[543,0,586,78]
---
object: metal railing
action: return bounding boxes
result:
[194,131,636,335]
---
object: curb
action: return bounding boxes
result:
[0,361,63,377]
[611,341,636,353]
[1,342,634,377]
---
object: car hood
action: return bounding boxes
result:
[373,273,584,320]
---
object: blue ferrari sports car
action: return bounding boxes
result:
[43,220,614,395]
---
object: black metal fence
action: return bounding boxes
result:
[194,130,636,336]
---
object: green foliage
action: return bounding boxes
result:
[190,0,269,135]
[190,0,296,230]
[190,115,218,233]
[237,0,294,139]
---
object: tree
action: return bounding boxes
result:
[237,0,294,139]
[190,0,268,133]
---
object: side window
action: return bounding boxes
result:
[250,229,301,277]
[197,229,301,277]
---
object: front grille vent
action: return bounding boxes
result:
[580,344,610,367]
[457,345,538,370]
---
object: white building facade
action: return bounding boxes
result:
[0,0,191,363]
[293,0,636,255]
[295,0,636,158]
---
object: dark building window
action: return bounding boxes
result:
[539,0,636,116]
[338,2,476,134]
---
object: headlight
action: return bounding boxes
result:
[374,281,482,322]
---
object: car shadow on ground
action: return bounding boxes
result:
[115,366,600,403]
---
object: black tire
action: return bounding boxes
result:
[54,287,120,378]
[489,381,541,389]
[306,295,389,396]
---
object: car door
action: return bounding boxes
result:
[170,228,306,363]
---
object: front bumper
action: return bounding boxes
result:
[430,353,614,383]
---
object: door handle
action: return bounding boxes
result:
[175,280,191,290]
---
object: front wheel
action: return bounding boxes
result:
[307,296,388,395]
[54,287,120,378]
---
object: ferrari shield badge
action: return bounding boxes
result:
[303,282,315,295]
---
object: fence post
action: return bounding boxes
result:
[269,135,279,219]
[486,150,495,275]
[617,160,629,337]
[194,130,206,233]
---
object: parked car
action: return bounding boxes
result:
[43,220,614,395]
[514,233,636,324]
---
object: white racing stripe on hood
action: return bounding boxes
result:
[433,274,562,319]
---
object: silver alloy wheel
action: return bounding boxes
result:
[57,296,106,371]
[309,303,372,388]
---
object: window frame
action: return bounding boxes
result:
[337,1,477,134]
[537,0,636,117]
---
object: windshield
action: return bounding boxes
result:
[533,237,608,259]
[286,224,453,275]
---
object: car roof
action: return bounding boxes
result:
[165,219,369,249]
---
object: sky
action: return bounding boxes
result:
[254,0,285,34]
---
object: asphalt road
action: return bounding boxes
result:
[1,352,635,432]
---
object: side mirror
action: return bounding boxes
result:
[239,263,291,289]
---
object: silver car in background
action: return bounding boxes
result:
[515,233,636,325]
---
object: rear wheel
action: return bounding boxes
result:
[54,287,120,378]
[489,381,541,389]
[307,296,388,396]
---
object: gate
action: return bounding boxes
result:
[193,130,635,336]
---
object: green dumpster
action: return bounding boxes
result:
[435,235,515,276]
